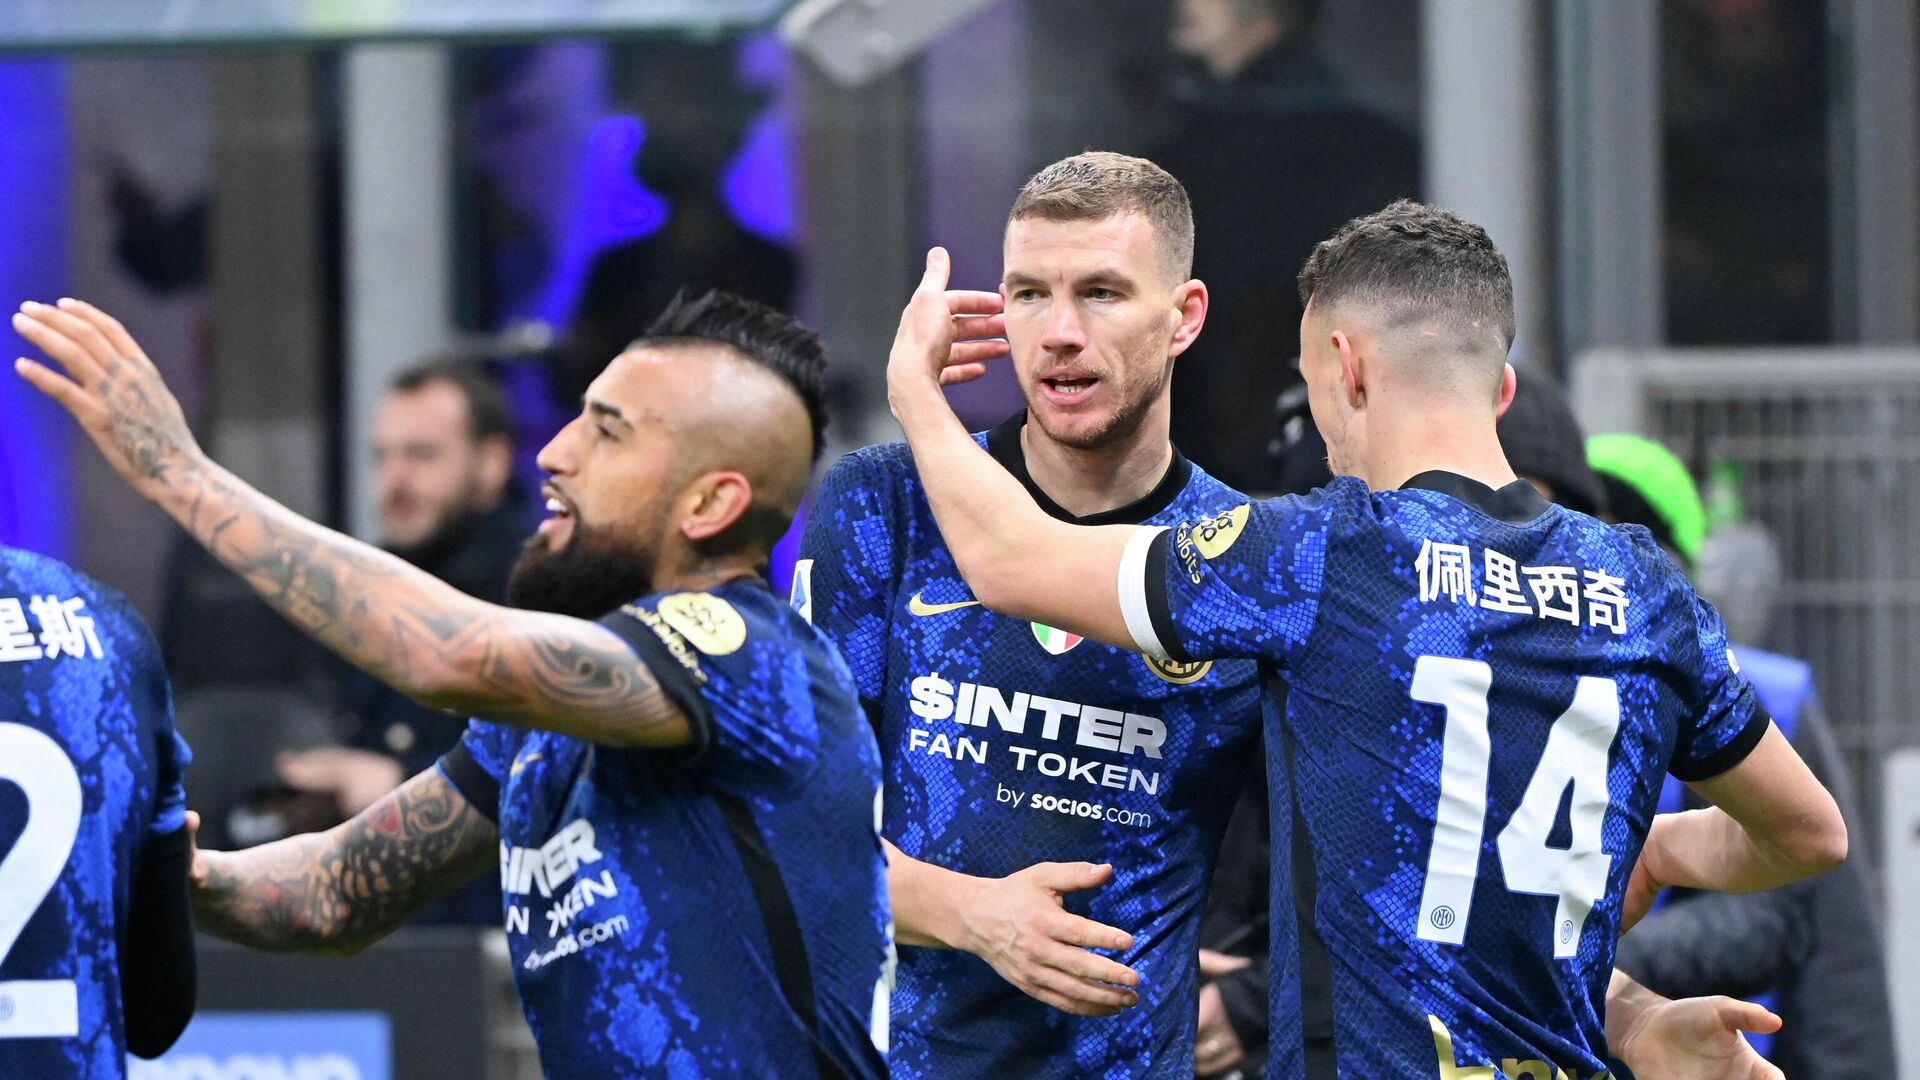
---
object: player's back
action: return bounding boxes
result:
[1281,476,1765,1075]
[1126,473,1769,1075]
[0,546,193,1078]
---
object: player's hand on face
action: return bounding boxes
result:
[1194,981,1247,1076]
[886,246,1008,398]
[1613,994,1784,1080]
[958,860,1142,1017]
[13,298,203,501]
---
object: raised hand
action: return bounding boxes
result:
[886,246,1008,404]
[13,298,203,501]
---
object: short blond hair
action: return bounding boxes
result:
[1008,151,1195,281]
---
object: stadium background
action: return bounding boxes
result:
[0,1,1911,1076]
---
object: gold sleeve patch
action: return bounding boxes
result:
[656,592,747,656]
[1192,503,1250,559]
[1143,653,1213,685]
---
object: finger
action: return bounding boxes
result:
[275,752,335,792]
[1048,910,1135,955]
[1025,964,1138,1013]
[12,312,106,387]
[918,247,952,294]
[950,314,1006,340]
[19,301,120,371]
[944,290,1005,316]
[55,298,147,368]
[1039,941,1141,988]
[948,340,1010,367]
[1024,983,1122,1018]
[1717,997,1783,1035]
[1035,860,1115,893]
[14,357,98,418]
[185,809,201,841]
[938,364,989,387]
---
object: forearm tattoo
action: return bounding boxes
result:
[160,461,678,742]
[192,770,498,954]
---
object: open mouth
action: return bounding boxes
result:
[1041,375,1099,402]
[538,489,576,537]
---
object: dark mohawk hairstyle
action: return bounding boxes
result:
[631,289,830,461]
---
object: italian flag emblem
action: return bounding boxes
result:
[1031,622,1084,655]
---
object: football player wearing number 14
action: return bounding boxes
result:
[886,200,1847,1078]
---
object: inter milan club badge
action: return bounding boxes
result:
[1030,622,1083,655]
[1143,652,1212,685]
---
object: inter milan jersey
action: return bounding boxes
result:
[0,547,190,1078]
[1117,473,1768,1079]
[437,580,890,1079]
[797,416,1266,1078]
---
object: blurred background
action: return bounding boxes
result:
[0,1,1912,1076]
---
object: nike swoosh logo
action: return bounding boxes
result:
[510,752,543,776]
[908,591,982,617]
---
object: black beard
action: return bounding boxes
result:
[505,522,656,619]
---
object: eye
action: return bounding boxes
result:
[595,422,617,441]
[1011,288,1041,302]
[1087,287,1117,301]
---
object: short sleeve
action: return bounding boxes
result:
[793,448,900,710]
[1669,593,1771,783]
[437,719,517,820]
[600,590,820,788]
[1118,494,1329,667]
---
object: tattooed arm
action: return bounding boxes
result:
[189,769,498,955]
[13,298,688,748]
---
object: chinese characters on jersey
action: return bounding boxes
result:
[1416,540,1630,633]
[0,595,105,662]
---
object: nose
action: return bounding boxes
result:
[536,416,581,477]
[1040,297,1087,354]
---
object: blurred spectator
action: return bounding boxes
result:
[1156,0,1418,493]
[556,43,796,405]
[1589,433,1897,1080]
[281,361,529,821]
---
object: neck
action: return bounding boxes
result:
[1018,401,1175,519]
[653,549,765,593]
[1353,396,1518,493]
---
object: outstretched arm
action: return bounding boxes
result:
[883,249,1140,649]
[14,299,687,747]
[189,768,497,955]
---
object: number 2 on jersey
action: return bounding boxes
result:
[1411,656,1621,959]
[0,722,83,1038]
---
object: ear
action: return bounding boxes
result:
[1167,279,1209,359]
[1493,363,1518,420]
[679,470,755,543]
[475,434,515,502]
[1331,329,1365,409]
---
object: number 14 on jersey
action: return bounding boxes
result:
[1411,656,1623,959]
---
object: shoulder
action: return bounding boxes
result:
[3,548,157,652]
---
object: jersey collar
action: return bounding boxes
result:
[1399,470,1553,525]
[985,412,1194,526]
